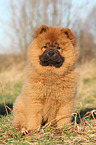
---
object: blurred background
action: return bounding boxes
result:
[0,0,96,62]
[0,0,96,126]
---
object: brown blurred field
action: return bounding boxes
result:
[0,54,96,108]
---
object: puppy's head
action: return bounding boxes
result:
[28,25,78,75]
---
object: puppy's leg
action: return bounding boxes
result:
[13,96,26,128]
[25,103,43,132]
[56,101,73,127]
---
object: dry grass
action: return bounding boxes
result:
[0,55,96,144]
[75,59,96,111]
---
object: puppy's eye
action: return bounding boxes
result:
[42,46,47,51]
[57,47,61,50]
[43,46,47,48]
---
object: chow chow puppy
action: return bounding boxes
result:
[13,25,78,132]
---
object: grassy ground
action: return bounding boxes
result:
[0,55,96,144]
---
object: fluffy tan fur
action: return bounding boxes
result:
[13,25,78,132]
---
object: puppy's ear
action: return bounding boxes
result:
[61,28,76,45]
[33,25,49,39]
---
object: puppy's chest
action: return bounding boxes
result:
[38,76,75,101]
[40,80,64,100]
[40,84,61,110]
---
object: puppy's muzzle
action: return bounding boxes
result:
[47,50,55,57]
[39,48,64,68]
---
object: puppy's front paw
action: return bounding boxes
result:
[21,128,28,135]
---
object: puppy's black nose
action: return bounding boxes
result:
[48,51,55,57]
